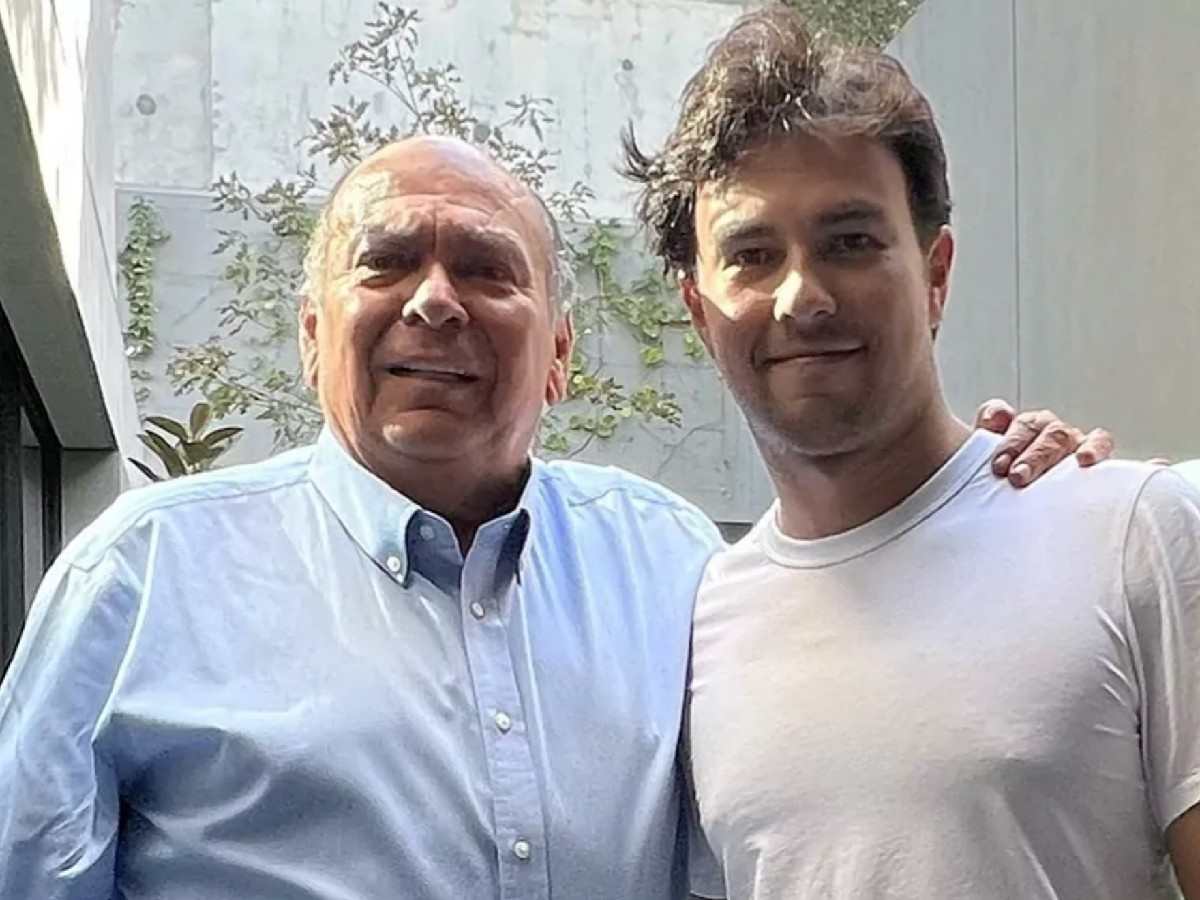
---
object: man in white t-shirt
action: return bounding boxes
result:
[623,6,1200,899]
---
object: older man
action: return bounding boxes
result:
[625,7,1200,899]
[0,134,1105,899]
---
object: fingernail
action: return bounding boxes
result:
[1011,462,1032,485]
[993,453,1012,474]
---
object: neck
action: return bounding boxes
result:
[766,399,970,541]
[339,431,531,551]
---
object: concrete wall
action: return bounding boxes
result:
[112,0,777,524]
[892,0,1200,459]
[0,0,142,540]
[115,0,752,217]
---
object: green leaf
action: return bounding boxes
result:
[138,432,186,478]
[144,415,189,442]
[180,441,215,467]
[202,426,243,447]
[189,402,213,437]
[640,345,665,367]
[128,458,162,483]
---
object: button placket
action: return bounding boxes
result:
[460,540,549,898]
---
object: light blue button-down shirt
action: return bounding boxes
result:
[0,429,722,899]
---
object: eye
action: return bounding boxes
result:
[823,233,883,257]
[359,251,418,275]
[729,247,779,269]
[456,259,513,283]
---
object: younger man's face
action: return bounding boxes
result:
[683,133,954,459]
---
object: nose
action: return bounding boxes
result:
[772,264,836,323]
[402,263,469,329]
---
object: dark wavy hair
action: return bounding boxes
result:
[622,4,952,274]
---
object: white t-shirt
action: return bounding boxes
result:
[1174,459,1200,486]
[688,430,1200,900]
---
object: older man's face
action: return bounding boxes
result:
[302,139,571,475]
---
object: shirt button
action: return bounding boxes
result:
[418,524,435,541]
[512,839,532,861]
[469,601,486,620]
[494,711,512,733]
[385,555,403,574]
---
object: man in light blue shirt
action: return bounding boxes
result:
[0,135,1107,899]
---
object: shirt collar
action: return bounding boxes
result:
[308,427,537,583]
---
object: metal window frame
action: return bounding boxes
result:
[0,305,61,671]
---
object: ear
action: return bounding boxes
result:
[680,270,715,357]
[545,311,575,406]
[299,297,321,389]
[925,226,954,340]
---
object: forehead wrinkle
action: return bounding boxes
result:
[325,154,553,294]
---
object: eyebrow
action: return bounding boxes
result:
[350,223,534,283]
[813,201,888,229]
[352,226,425,266]
[446,227,532,282]
[712,221,779,249]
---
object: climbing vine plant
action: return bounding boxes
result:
[166,2,704,457]
[118,196,170,404]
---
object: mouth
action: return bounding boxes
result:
[383,363,479,384]
[764,347,865,367]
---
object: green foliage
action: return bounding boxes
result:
[129,402,243,482]
[166,2,708,457]
[118,197,170,403]
[535,217,710,456]
[783,0,923,47]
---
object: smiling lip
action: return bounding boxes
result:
[764,347,864,366]
[383,363,479,383]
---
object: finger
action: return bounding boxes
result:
[1074,427,1114,467]
[975,397,1015,433]
[991,409,1055,476]
[1008,420,1083,487]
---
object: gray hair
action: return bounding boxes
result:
[300,164,575,316]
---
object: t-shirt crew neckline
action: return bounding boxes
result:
[761,428,1000,570]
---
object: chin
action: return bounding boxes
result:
[375,416,475,458]
[751,399,875,459]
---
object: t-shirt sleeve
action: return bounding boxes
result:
[1171,460,1200,490]
[0,551,137,899]
[681,702,726,899]
[1122,468,1200,831]
[685,767,726,898]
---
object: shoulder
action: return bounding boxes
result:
[698,506,773,589]
[1171,459,1200,488]
[1011,457,1170,522]
[62,445,315,571]
[533,458,723,550]
[1122,464,1200,555]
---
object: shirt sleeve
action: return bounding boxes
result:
[682,708,726,899]
[0,552,139,900]
[1121,468,1200,832]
